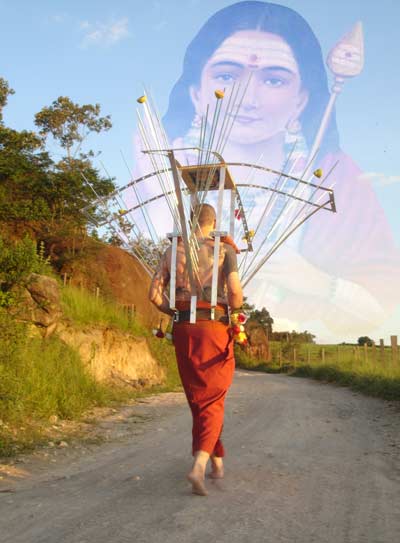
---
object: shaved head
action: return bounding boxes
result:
[191,203,216,227]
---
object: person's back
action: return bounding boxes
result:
[150,203,243,315]
[164,235,240,309]
[149,203,243,496]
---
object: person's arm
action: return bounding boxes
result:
[223,245,243,310]
[148,251,175,316]
[226,270,243,309]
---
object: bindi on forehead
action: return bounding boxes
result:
[207,34,299,74]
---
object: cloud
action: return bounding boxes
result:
[359,172,400,187]
[80,17,129,48]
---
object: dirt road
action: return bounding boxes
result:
[1,371,399,543]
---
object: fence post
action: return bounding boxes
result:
[379,339,385,364]
[371,342,376,364]
[279,345,282,369]
[337,345,340,364]
[293,348,297,368]
[127,305,133,327]
[63,272,67,286]
[390,335,398,365]
[95,287,100,299]
[307,346,311,365]
[363,343,368,364]
[321,348,325,364]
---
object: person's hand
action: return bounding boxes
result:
[261,246,331,299]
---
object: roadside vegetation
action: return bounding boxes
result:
[0,238,179,457]
[0,287,180,457]
[61,284,146,334]
[235,341,400,401]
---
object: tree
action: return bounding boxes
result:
[0,88,53,224]
[247,306,274,337]
[0,78,15,123]
[0,83,115,232]
[358,336,374,347]
[34,96,112,164]
[33,96,115,229]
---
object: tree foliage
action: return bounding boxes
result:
[0,78,15,123]
[34,96,112,162]
[358,336,374,346]
[0,80,115,232]
[272,330,316,343]
[0,235,51,307]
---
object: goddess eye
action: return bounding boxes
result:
[264,77,285,87]
[214,72,236,83]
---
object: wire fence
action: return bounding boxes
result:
[268,337,399,369]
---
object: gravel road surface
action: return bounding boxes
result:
[1,371,399,543]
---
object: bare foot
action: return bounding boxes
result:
[187,469,208,496]
[209,456,224,479]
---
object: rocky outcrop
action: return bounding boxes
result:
[50,238,163,328]
[57,323,165,387]
[11,272,165,387]
[12,273,62,337]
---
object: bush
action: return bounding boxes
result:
[0,235,52,307]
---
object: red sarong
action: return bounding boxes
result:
[173,320,235,457]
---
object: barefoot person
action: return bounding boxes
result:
[149,203,243,495]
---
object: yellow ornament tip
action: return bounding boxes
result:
[137,95,147,104]
[313,168,323,178]
[215,90,224,99]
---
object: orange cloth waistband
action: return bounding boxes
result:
[175,300,228,313]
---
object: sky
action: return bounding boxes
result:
[1,0,399,342]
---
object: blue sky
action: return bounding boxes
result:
[1,0,399,341]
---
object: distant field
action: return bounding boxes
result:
[235,341,400,401]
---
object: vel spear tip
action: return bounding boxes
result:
[214,89,225,99]
[313,169,323,178]
[137,95,147,104]
[327,21,364,82]
[304,21,364,176]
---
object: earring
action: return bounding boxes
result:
[284,118,308,173]
[284,118,304,147]
[286,118,301,135]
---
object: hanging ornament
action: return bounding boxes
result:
[230,312,248,345]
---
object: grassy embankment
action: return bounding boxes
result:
[0,285,180,457]
[235,341,400,401]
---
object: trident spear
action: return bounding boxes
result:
[304,21,365,177]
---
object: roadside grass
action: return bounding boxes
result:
[60,283,182,392]
[0,287,182,457]
[0,314,134,456]
[60,284,148,336]
[235,342,400,401]
[147,336,182,393]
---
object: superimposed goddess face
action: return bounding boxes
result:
[190,30,309,146]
